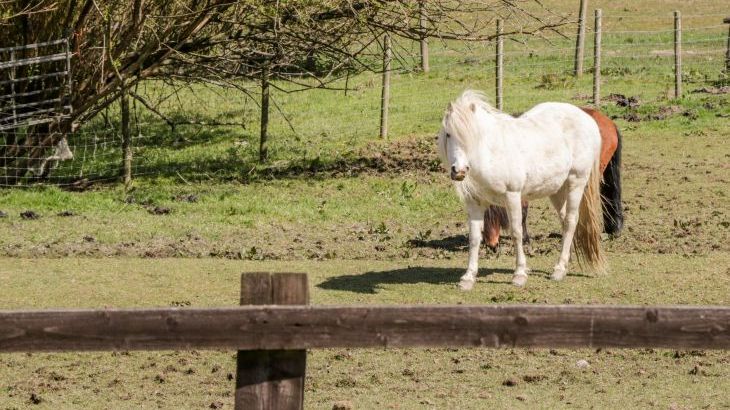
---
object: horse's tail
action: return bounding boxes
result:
[601,126,623,236]
[574,157,607,273]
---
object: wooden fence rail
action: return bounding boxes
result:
[1,272,729,409]
[2,304,729,352]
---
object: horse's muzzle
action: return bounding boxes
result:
[450,170,466,181]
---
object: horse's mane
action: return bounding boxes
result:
[437,90,504,203]
[441,90,503,149]
[453,90,502,116]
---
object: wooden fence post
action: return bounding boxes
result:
[259,64,270,162]
[380,34,391,139]
[120,85,132,189]
[725,17,730,72]
[419,1,429,73]
[593,9,602,106]
[235,273,309,410]
[495,19,504,111]
[674,11,682,99]
[574,0,588,76]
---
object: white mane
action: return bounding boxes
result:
[453,90,502,116]
[440,90,504,150]
[437,90,505,203]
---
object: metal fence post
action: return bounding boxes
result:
[65,38,73,116]
[10,50,17,127]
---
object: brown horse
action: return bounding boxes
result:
[483,107,623,251]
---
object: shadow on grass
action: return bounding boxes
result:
[74,115,440,184]
[317,266,514,294]
[406,235,467,252]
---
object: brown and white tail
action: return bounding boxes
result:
[574,158,607,273]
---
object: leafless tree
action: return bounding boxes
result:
[0,0,570,183]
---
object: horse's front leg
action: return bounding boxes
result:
[506,192,529,286]
[459,203,485,291]
[521,201,531,254]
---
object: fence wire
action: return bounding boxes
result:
[1,14,728,188]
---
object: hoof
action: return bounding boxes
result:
[512,274,528,287]
[551,266,567,281]
[458,279,475,291]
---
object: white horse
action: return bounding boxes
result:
[437,90,605,288]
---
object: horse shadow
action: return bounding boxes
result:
[317,266,515,294]
[405,234,468,252]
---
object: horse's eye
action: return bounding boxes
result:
[446,133,451,139]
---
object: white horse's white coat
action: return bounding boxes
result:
[438,90,602,288]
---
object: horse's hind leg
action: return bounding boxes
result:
[552,179,586,281]
[459,202,485,291]
[505,192,529,286]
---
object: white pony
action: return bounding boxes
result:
[437,90,605,288]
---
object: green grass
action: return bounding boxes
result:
[14,0,724,187]
[0,256,729,409]
[0,2,729,408]
[1,115,727,259]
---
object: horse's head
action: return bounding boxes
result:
[437,102,475,182]
[437,131,470,181]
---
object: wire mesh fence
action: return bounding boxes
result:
[1,11,728,188]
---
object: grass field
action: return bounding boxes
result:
[1,1,730,409]
[1,256,729,409]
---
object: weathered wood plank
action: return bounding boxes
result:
[1,305,728,352]
[235,273,307,410]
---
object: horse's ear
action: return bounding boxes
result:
[447,102,454,113]
[470,103,476,113]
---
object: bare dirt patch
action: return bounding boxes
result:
[692,86,730,95]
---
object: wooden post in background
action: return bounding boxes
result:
[259,64,270,162]
[419,1,429,73]
[380,34,391,139]
[495,19,504,111]
[674,11,682,99]
[574,0,588,76]
[120,85,132,189]
[593,9,602,106]
[235,273,309,410]
[724,17,730,72]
